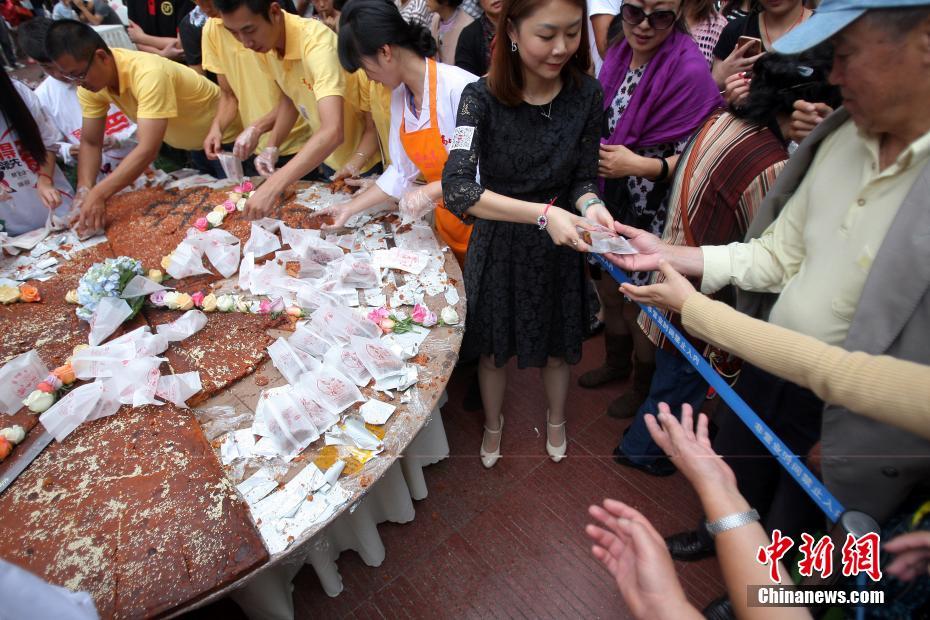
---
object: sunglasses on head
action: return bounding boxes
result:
[620,3,678,30]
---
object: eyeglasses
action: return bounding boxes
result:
[620,4,678,30]
[60,51,97,83]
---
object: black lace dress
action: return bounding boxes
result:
[442,76,603,368]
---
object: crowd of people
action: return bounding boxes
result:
[1,0,930,616]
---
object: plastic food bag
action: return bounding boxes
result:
[0,350,48,414]
[243,221,282,257]
[324,416,382,451]
[249,259,287,296]
[296,286,339,313]
[40,381,121,442]
[156,372,203,407]
[254,385,320,457]
[88,296,134,346]
[280,223,321,253]
[302,237,345,265]
[350,336,405,382]
[289,322,337,359]
[188,228,242,278]
[338,255,380,289]
[323,346,372,387]
[238,251,254,291]
[194,404,253,441]
[156,310,208,342]
[120,275,169,299]
[166,240,212,280]
[71,342,138,379]
[267,337,309,386]
[292,384,339,433]
[109,357,164,407]
[217,152,245,181]
[298,366,363,415]
[310,301,381,342]
[372,247,430,275]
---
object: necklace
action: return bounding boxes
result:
[762,5,805,49]
[540,100,553,120]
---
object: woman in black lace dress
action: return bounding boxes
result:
[442,0,613,468]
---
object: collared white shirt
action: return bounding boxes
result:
[375,61,478,200]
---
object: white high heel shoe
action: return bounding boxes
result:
[546,411,567,462]
[480,416,504,469]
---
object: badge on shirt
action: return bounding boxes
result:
[450,126,475,151]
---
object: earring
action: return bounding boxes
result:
[511,40,518,52]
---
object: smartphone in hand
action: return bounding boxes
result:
[737,36,763,57]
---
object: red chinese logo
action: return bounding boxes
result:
[841,532,882,582]
[757,529,794,583]
[798,533,835,578]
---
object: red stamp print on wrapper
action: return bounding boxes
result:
[317,377,346,399]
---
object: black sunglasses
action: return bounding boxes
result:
[620,4,678,30]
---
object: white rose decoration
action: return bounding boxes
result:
[163,291,182,310]
[206,210,225,227]
[0,425,25,444]
[235,296,251,313]
[440,306,460,325]
[23,390,55,414]
[216,294,236,312]
[236,198,247,212]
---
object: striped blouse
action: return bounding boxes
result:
[638,111,789,351]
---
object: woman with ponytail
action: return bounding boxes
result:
[0,67,73,235]
[325,0,479,265]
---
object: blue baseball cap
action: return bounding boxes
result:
[774,0,930,54]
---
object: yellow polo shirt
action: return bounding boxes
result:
[359,77,393,167]
[77,48,240,150]
[201,18,308,157]
[256,12,372,171]
[701,119,930,345]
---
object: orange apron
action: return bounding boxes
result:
[399,58,472,264]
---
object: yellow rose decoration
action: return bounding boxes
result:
[201,293,218,312]
[175,293,194,311]
[0,286,21,304]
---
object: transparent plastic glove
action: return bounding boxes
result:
[255,146,280,178]
[331,161,361,182]
[233,125,262,160]
[398,187,436,223]
[345,177,375,192]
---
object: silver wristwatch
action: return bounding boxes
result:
[705,509,760,538]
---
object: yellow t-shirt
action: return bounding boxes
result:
[201,17,309,157]
[359,78,392,167]
[77,48,240,151]
[256,12,372,171]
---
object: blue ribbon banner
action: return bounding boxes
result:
[593,253,844,522]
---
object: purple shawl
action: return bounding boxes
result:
[599,29,723,150]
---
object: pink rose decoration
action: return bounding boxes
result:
[150,290,167,307]
[223,199,236,213]
[241,181,254,192]
[367,307,390,323]
[379,318,395,333]
[258,299,272,315]
[194,217,209,232]
[191,291,205,307]
[412,303,436,326]
[286,305,303,317]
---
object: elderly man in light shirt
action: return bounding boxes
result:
[606,0,930,613]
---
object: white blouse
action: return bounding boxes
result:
[375,60,478,200]
[0,81,73,236]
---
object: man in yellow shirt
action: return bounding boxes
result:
[214,0,376,218]
[46,19,241,235]
[198,0,311,174]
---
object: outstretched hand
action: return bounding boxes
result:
[601,222,666,272]
[585,499,698,620]
[619,261,697,314]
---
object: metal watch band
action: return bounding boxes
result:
[705,508,760,538]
